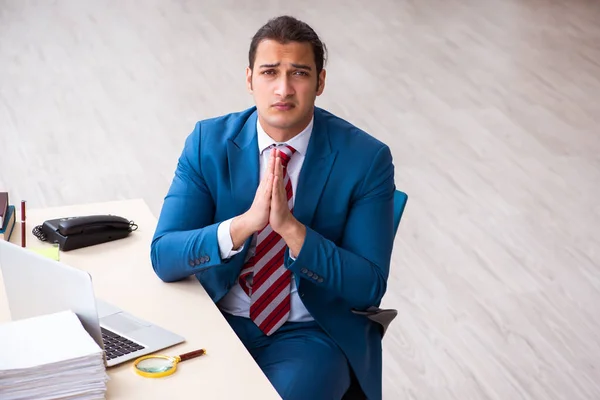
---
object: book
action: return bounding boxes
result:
[0,192,8,227]
[0,205,15,241]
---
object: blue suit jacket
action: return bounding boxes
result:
[151,106,395,399]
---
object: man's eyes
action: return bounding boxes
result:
[260,70,309,76]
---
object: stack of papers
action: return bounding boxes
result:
[0,310,108,400]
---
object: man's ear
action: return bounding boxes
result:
[316,69,326,96]
[246,66,253,93]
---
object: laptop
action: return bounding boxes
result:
[0,240,185,367]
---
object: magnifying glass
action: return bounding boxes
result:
[133,349,206,378]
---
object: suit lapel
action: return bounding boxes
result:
[294,108,338,227]
[227,111,260,217]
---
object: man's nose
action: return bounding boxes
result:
[274,76,294,98]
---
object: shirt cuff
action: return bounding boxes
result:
[217,218,244,260]
[289,250,297,260]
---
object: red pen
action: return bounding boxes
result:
[21,200,26,248]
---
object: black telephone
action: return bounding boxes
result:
[32,215,138,251]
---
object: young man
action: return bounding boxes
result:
[151,15,395,400]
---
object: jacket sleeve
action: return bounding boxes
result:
[286,145,395,309]
[150,122,226,282]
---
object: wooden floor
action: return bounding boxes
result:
[1,1,599,399]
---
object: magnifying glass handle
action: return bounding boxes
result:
[179,349,206,362]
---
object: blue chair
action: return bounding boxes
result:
[343,189,408,400]
[352,189,407,334]
[393,190,408,236]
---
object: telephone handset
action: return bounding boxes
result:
[33,215,138,251]
[58,215,132,236]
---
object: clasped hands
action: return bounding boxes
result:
[230,148,306,256]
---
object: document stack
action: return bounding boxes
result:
[0,310,109,400]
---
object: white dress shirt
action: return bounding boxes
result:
[216,117,314,322]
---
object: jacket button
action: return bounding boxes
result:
[307,271,313,277]
[301,268,308,274]
[205,256,210,262]
[312,274,319,280]
[189,260,195,266]
[318,278,324,283]
[195,259,201,265]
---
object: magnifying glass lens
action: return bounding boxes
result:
[135,357,175,373]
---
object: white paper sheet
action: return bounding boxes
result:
[0,310,108,400]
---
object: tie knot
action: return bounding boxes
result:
[276,144,296,167]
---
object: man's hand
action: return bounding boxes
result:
[270,150,306,257]
[230,149,276,249]
[246,148,277,231]
[269,151,295,233]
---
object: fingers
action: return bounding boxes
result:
[264,169,273,196]
[268,148,276,177]
[279,166,287,201]
[272,155,288,204]
[272,157,282,202]
[272,174,279,200]
[259,149,276,196]
[274,151,283,179]
[274,155,283,196]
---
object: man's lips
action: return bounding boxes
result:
[272,103,294,111]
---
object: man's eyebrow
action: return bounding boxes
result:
[291,63,312,71]
[257,62,312,71]
[259,63,280,68]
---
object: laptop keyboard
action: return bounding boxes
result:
[101,327,145,360]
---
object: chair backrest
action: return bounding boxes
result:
[393,190,408,236]
[341,189,409,399]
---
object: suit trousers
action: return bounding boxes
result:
[222,311,352,400]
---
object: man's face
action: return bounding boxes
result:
[246,39,326,138]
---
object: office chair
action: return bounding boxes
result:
[342,189,408,400]
[393,190,408,236]
[352,189,407,335]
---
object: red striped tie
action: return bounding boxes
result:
[239,144,296,335]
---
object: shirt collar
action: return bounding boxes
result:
[257,115,313,156]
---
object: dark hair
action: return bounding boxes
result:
[248,16,327,77]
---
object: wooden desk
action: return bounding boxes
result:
[0,199,281,400]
